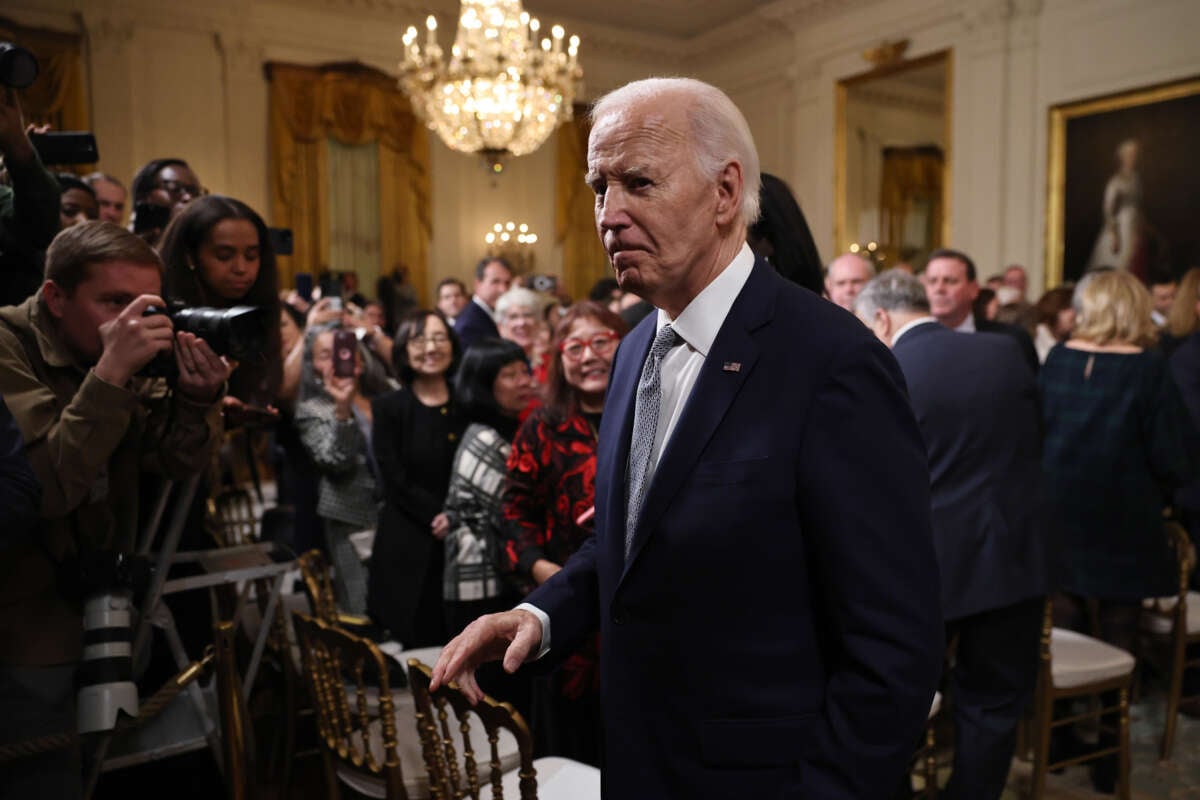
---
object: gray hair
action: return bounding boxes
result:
[494,286,542,321]
[854,269,930,318]
[591,77,762,227]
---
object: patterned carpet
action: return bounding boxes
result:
[996,688,1200,798]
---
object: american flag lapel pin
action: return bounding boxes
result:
[722,361,741,372]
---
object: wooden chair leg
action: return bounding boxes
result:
[1029,689,1053,800]
[923,722,938,798]
[1118,686,1131,800]
[1161,625,1187,760]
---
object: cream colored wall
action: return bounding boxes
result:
[693,0,1200,290]
[10,0,1196,295]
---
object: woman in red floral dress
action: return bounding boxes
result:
[501,300,627,765]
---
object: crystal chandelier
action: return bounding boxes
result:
[399,0,582,172]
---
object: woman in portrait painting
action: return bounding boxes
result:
[1085,139,1149,280]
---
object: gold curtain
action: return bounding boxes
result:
[0,18,89,168]
[267,62,431,303]
[879,146,944,264]
[555,111,609,300]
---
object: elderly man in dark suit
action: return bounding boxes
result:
[856,269,1052,799]
[453,256,512,350]
[432,77,944,799]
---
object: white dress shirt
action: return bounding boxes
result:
[643,244,756,483]
[953,313,976,333]
[519,243,757,656]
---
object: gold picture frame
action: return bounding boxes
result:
[1045,75,1200,288]
[834,49,953,264]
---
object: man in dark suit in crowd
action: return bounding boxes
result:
[453,256,512,350]
[432,77,944,799]
[923,248,1039,372]
[856,269,1052,799]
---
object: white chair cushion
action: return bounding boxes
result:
[336,705,521,799]
[1050,628,1135,689]
[479,756,601,800]
[1141,592,1200,635]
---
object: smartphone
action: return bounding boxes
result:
[294,273,313,303]
[132,202,171,234]
[30,132,100,165]
[318,272,341,302]
[268,227,294,256]
[332,330,357,378]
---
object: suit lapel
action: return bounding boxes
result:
[595,316,655,571]
[620,261,776,579]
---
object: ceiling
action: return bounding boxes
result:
[488,0,782,41]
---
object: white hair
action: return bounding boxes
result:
[494,286,542,321]
[591,77,762,227]
[854,269,930,319]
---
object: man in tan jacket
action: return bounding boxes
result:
[0,221,226,798]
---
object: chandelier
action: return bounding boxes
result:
[400,0,582,172]
[485,220,538,271]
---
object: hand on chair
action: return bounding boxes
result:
[429,609,543,704]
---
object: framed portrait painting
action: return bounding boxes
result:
[1045,76,1200,288]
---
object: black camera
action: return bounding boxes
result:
[140,304,269,377]
[0,42,38,89]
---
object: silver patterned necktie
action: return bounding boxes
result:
[625,323,678,558]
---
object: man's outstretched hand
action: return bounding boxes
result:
[429,609,543,704]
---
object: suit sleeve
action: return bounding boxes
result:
[794,335,944,797]
[522,525,601,665]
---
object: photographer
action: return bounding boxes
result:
[0,221,224,797]
[159,194,281,421]
[0,85,63,307]
[128,157,202,247]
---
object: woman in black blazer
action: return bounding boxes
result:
[369,310,465,646]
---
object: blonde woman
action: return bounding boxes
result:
[1041,269,1198,638]
[1039,269,1200,789]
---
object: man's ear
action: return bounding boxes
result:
[874,307,893,345]
[41,280,67,320]
[714,161,743,227]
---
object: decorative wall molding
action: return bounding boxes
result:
[215,30,265,76]
[83,14,136,56]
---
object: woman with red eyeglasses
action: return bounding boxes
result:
[500,300,627,766]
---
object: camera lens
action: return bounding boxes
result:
[0,43,39,89]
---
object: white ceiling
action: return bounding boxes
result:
[522,0,782,40]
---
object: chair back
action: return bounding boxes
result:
[293,612,409,799]
[298,549,341,624]
[208,488,258,547]
[407,660,536,800]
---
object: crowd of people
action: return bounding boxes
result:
[0,72,1198,800]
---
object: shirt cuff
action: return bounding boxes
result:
[514,602,550,661]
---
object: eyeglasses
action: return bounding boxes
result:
[559,331,619,361]
[157,179,202,199]
[407,333,450,348]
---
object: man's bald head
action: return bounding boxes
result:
[824,253,875,311]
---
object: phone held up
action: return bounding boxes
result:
[332,329,357,379]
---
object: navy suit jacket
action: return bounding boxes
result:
[977,317,1039,374]
[526,260,944,799]
[892,321,1053,621]
[453,299,499,351]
